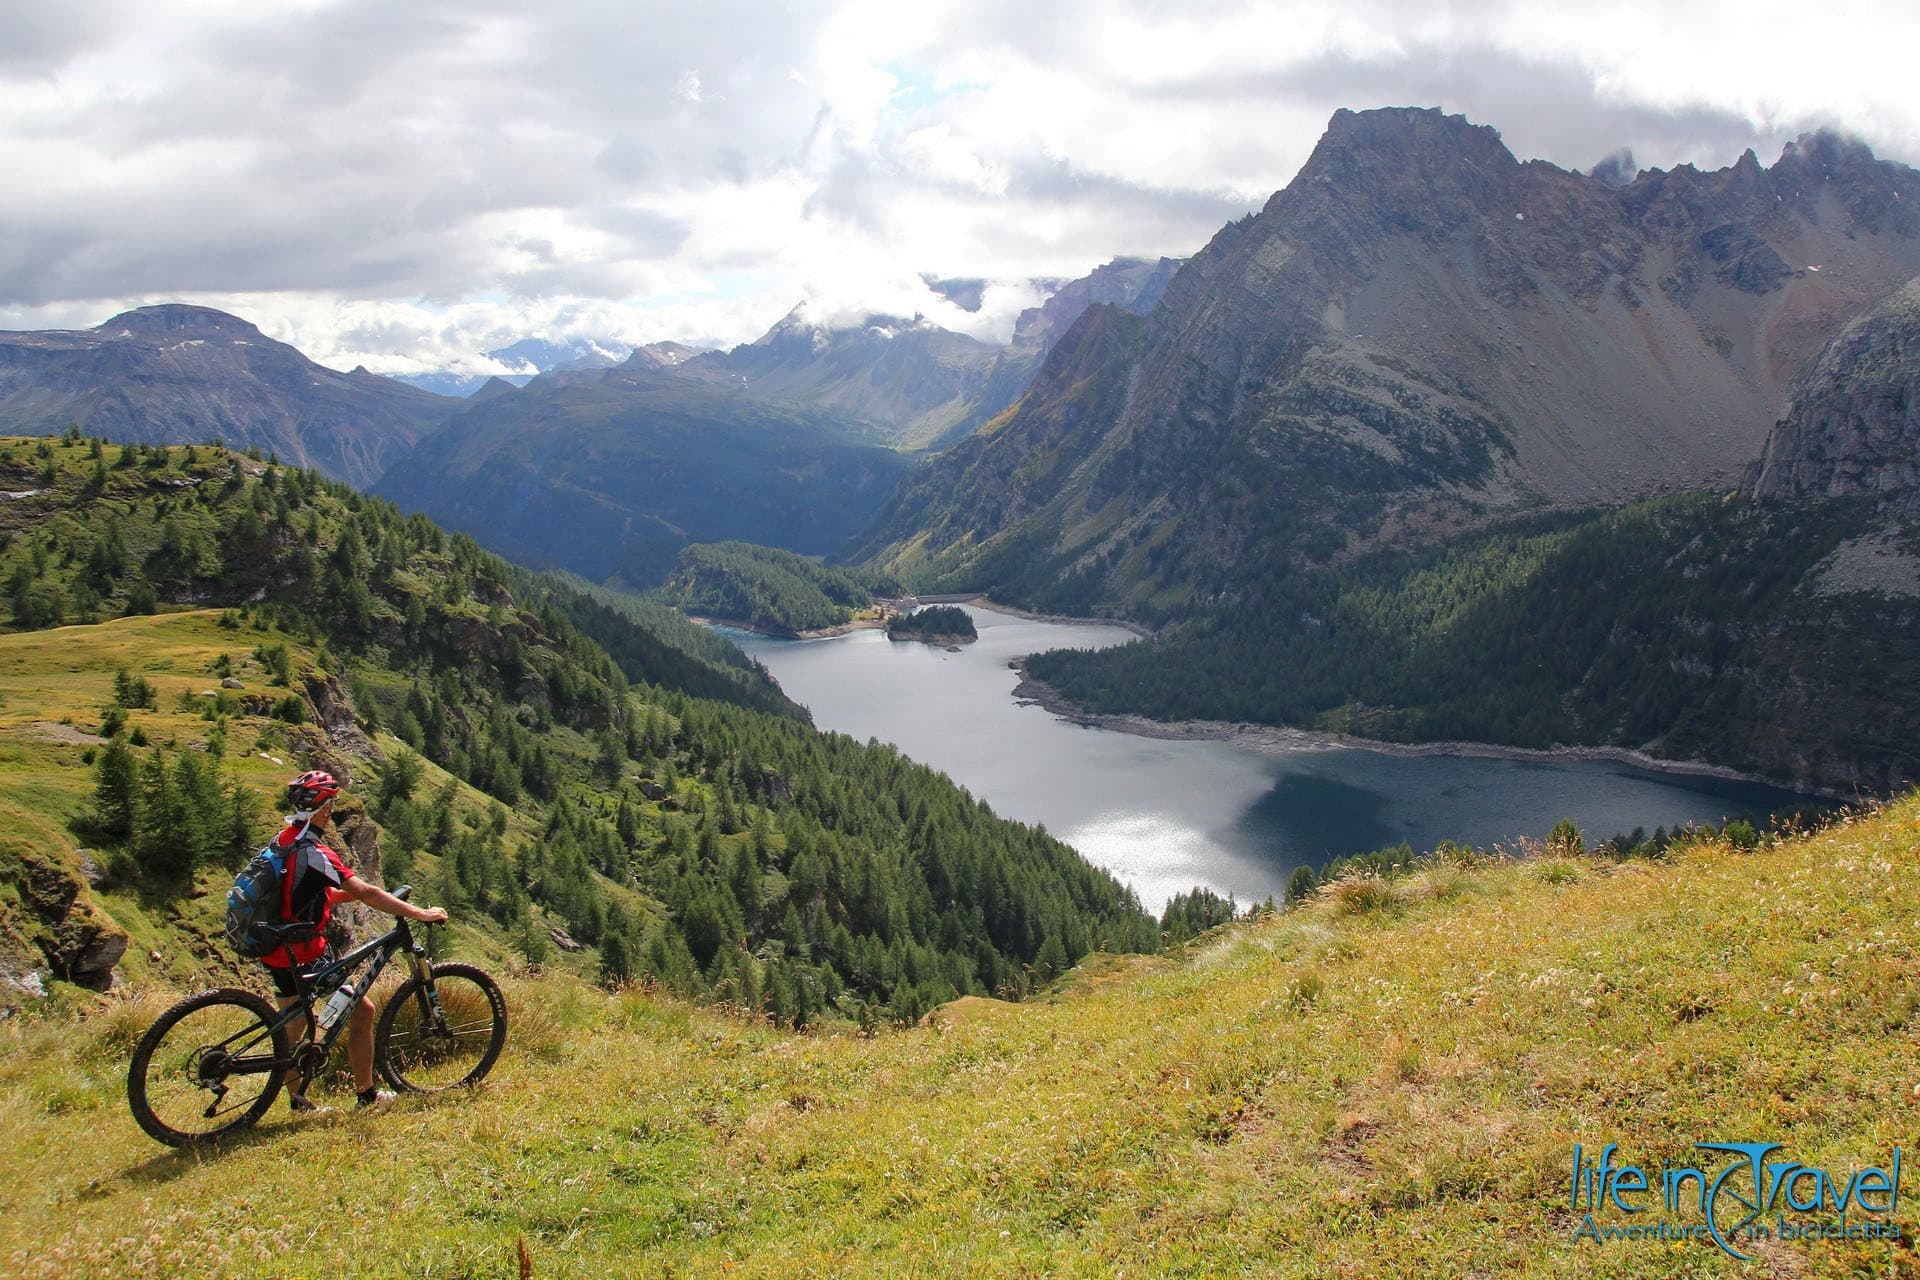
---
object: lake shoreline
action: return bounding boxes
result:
[955,595,1157,639]
[688,614,888,641]
[715,599,1837,802]
[1007,659,1844,801]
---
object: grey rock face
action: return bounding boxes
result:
[1748,277,1920,505]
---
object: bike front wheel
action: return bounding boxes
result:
[374,962,506,1093]
[127,988,291,1147]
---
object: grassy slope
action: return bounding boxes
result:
[4,794,1916,1278]
[0,609,613,992]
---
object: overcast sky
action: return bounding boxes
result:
[2,0,1916,377]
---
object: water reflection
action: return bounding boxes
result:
[1235,771,1399,861]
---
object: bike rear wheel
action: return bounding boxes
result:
[127,988,290,1147]
[374,962,506,1093]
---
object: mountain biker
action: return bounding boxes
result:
[269,770,449,1111]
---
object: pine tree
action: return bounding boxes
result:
[91,738,138,840]
[133,748,189,878]
[599,932,633,987]
[171,749,226,868]
[596,731,625,784]
[1034,934,1068,982]
[727,842,761,916]
[226,776,260,867]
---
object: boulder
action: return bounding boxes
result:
[44,902,130,991]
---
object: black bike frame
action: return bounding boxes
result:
[216,894,436,1080]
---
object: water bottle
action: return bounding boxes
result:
[316,982,357,1031]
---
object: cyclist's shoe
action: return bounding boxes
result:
[288,1094,331,1116]
[356,1087,397,1108]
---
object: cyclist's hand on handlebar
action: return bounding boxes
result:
[414,906,449,926]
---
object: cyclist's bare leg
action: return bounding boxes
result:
[348,993,376,1093]
[277,996,310,1096]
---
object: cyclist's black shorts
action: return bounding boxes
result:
[264,947,335,999]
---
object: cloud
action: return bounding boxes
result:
[0,0,1914,369]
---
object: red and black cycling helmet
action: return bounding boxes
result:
[286,770,340,812]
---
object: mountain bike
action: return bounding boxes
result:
[126,886,506,1147]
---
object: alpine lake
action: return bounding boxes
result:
[723,606,1821,912]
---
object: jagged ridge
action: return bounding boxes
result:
[853,108,1920,618]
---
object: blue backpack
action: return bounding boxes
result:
[224,829,318,959]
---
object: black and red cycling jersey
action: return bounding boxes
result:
[261,821,355,968]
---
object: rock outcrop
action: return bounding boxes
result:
[1747,276,1920,506]
[0,811,129,997]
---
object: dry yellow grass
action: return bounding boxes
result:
[2,793,1916,1277]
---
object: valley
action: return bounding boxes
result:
[3,75,1919,1276]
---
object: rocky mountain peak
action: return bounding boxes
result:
[851,107,1920,614]
[1770,129,1920,234]
[1287,107,1518,199]
[746,305,830,352]
[0,305,455,487]
[470,376,521,402]
[1587,147,1640,189]
[613,340,706,372]
[751,307,940,349]
[1777,128,1882,180]
[102,304,265,341]
[1260,107,1527,265]
[1316,105,1513,163]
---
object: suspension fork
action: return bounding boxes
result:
[406,938,445,1027]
